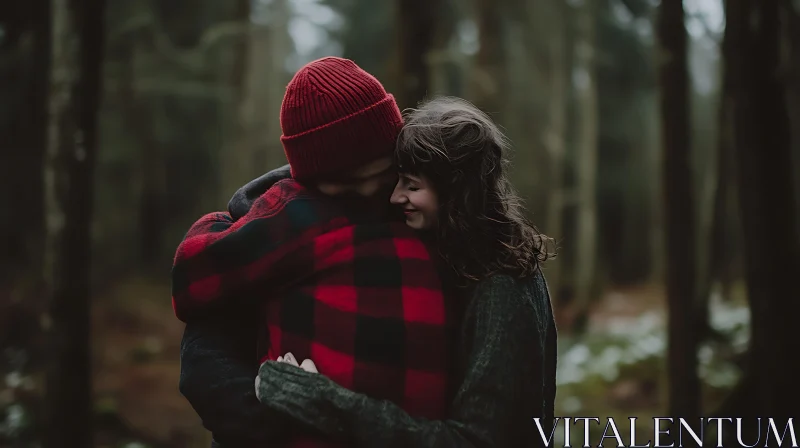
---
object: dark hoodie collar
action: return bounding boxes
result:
[227,164,292,220]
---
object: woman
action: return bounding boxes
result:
[258,96,558,447]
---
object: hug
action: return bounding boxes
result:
[171,56,558,448]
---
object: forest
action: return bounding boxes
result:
[0,0,798,446]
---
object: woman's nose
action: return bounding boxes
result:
[389,185,405,204]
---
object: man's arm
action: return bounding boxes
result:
[171,165,293,321]
[255,274,555,447]
[179,305,300,445]
[177,165,299,445]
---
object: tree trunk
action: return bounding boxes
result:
[426,0,460,97]
[220,0,290,196]
[396,0,441,110]
[656,0,700,420]
[722,0,800,429]
[0,4,50,444]
[470,0,506,115]
[708,71,741,303]
[0,0,49,282]
[784,0,800,220]
[640,98,666,293]
[571,0,599,332]
[116,41,166,266]
[264,0,291,170]
[42,0,105,446]
[542,0,569,301]
[233,0,291,180]
[218,0,253,203]
[695,68,736,339]
[137,93,167,266]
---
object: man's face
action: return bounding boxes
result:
[317,157,397,198]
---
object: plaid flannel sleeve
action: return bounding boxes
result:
[171,181,330,322]
[171,211,239,321]
[171,190,293,322]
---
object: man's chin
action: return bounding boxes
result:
[333,192,397,220]
[326,182,400,220]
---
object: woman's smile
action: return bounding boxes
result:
[390,174,438,230]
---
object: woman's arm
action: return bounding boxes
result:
[256,274,556,447]
[179,305,302,446]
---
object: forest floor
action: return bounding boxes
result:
[92,278,209,448]
[88,276,746,448]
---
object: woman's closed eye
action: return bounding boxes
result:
[399,175,421,191]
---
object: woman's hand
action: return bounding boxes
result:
[253,359,345,437]
[254,352,318,400]
[277,352,318,373]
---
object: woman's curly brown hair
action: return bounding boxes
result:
[395,96,555,283]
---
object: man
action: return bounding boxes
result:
[174,57,457,447]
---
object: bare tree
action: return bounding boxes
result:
[43,0,106,445]
[704,55,740,309]
[220,0,293,202]
[425,0,462,97]
[0,2,50,443]
[541,0,570,301]
[219,0,255,203]
[114,37,167,265]
[784,0,800,210]
[396,0,442,109]
[656,0,700,420]
[470,0,506,114]
[717,0,800,435]
[0,0,49,281]
[571,0,599,329]
[250,0,292,171]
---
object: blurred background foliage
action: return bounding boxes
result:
[1,0,798,446]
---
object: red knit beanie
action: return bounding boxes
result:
[279,57,403,181]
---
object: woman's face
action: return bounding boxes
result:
[390,173,439,230]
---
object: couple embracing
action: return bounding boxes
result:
[172,56,558,447]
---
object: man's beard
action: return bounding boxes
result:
[333,182,402,222]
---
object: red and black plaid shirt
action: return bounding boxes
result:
[172,179,456,446]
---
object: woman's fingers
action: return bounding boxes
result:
[283,352,299,366]
[277,352,317,373]
[300,359,318,373]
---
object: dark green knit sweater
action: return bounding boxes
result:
[179,270,557,447]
